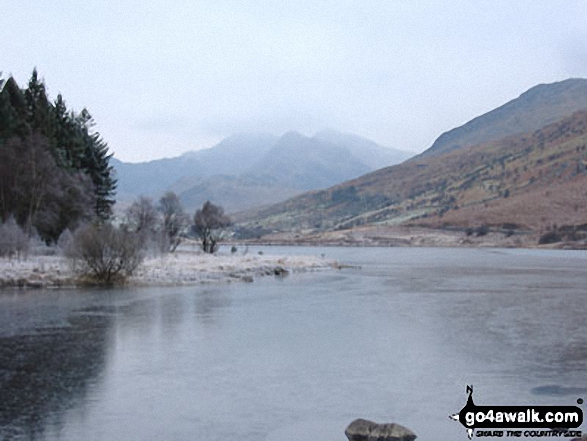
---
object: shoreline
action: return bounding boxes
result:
[232,225,587,250]
[0,250,339,290]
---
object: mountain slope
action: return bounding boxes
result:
[423,78,587,157]
[249,132,371,191]
[236,110,587,235]
[314,129,411,168]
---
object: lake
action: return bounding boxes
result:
[0,247,586,441]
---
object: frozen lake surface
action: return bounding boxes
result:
[0,247,586,440]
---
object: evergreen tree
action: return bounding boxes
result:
[0,69,117,240]
[24,69,52,137]
[76,109,117,220]
[0,77,28,140]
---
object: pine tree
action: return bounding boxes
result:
[24,69,52,137]
[0,77,28,140]
[0,69,117,239]
[76,109,117,220]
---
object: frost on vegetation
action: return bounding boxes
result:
[64,223,145,284]
[0,217,31,261]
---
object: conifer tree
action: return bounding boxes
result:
[0,69,117,240]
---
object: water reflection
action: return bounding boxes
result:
[193,288,232,325]
[0,311,113,440]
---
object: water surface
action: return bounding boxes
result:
[0,247,586,440]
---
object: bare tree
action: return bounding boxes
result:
[158,192,188,252]
[193,201,232,253]
[125,196,159,247]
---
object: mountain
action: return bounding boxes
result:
[314,129,410,168]
[236,108,587,240]
[113,131,411,213]
[423,78,587,157]
[112,133,277,198]
[249,132,371,191]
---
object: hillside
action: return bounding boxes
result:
[236,111,587,241]
[422,78,587,157]
[113,131,412,213]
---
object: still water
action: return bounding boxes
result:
[0,247,586,441]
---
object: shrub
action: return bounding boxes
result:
[475,225,490,237]
[0,217,30,260]
[538,231,562,245]
[66,223,144,283]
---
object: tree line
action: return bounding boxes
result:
[0,69,116,243]
[0,69,233,283]
[123,193,232,255]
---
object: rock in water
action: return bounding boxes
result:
[345,419,417,441]
[345,419,378,441]
[368,423,417,441]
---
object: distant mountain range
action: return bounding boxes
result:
[112,131,412,213]
[236,78,587,240]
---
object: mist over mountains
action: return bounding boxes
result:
[112,131,411,213]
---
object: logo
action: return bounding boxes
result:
[450,386,583,439]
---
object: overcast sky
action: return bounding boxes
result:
[2,1,586,162]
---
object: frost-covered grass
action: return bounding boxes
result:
[0,255,74,288]
[0,250,337,288]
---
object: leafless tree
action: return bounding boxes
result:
[193,201,232,253]
[0,134,94,242]
[158,192,189,252]
[125,196,159,248]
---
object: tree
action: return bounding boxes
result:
[76,109,117,220]
[158,192,188,252]
[24,68,51,137]
[125,196,159,248]
[0,70,117,240]
[0,134,94,242]
[193,201,232,253]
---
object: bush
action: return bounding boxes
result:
[0,217,30,260]
[66,223,144,283]
[475,225,490,237]
[538,231,562,245]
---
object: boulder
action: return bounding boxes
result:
[345,419,377,441]
[345,419,417,441]
[273,266,289,276]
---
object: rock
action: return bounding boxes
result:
[273,266,289,276]
[345,419,378,441]
[368,423,417,441]
[242,275,254,283]
[345,419,417,441]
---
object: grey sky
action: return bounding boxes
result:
[2,1,586,162]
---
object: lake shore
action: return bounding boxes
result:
[0,250,339,289]
[237,225,587,249]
